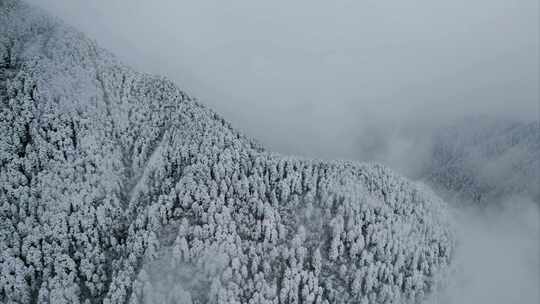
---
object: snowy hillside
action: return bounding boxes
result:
[425,117,539,205]
[0,1,455,303]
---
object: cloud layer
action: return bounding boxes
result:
[28,0,538,160]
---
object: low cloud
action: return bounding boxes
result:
[27,0,539,160]
[431,196,540,304]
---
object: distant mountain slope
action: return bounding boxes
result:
[0,1,454,304]
[425,117,539,205]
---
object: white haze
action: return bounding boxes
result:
[427,196,540,304]
[27,1,540,303]
[28,0,538,160]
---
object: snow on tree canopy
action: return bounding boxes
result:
[424,117,540,206]
[0,1,455,303]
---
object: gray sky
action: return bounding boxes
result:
[29,0,539,160]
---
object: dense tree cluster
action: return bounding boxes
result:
[1,1,455,303]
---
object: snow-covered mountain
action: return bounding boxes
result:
[424,117,539,206]
[0,1,455,303]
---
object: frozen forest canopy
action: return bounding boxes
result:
[422,118,539,206]
[0,1,456,304]
[354,116,540,208]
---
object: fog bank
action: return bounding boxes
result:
[430,197,540,304]
[28,0,539,160]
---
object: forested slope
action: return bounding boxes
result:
[0,1,454,303]
[425,117,539,205]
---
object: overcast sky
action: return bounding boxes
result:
[28,0,539,160]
